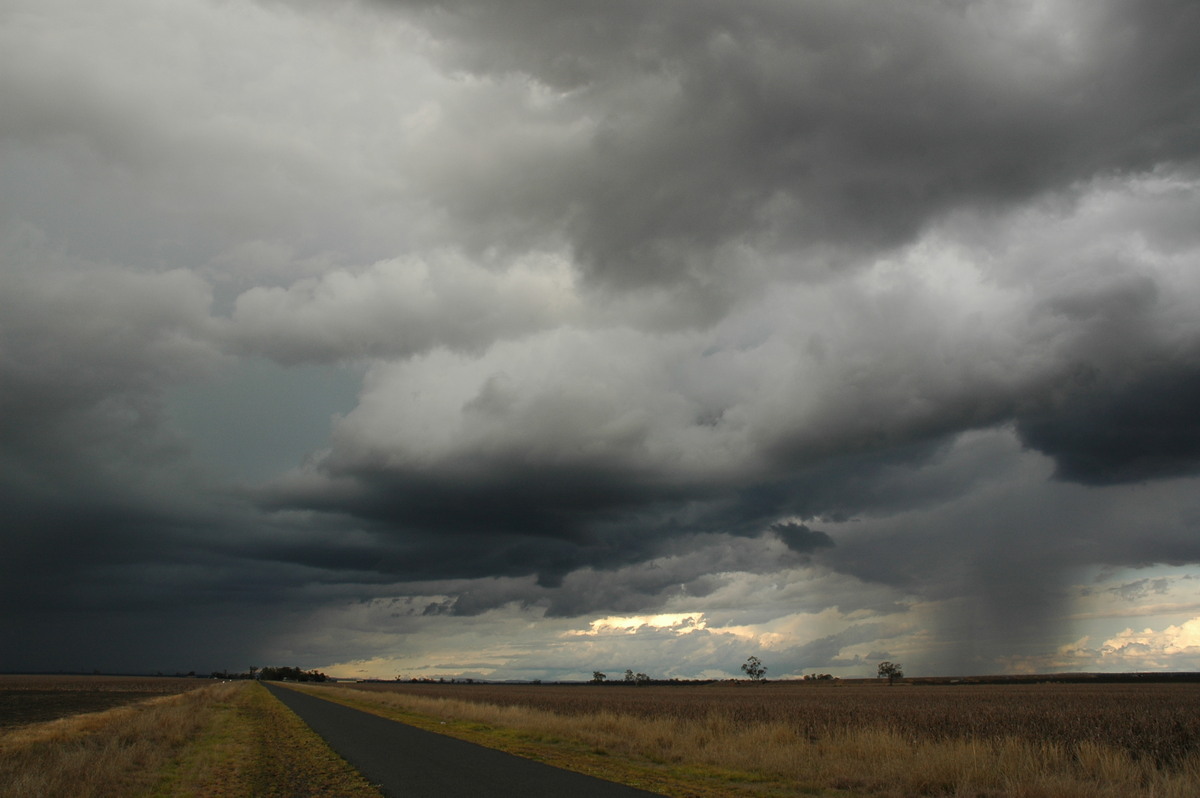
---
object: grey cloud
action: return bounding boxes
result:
[0,240,355,671]
[0,0,441,274]
[1106,578,1173,602]
[258,174,1200,598]
[4,0,1200,678]
[1017,367,1200,485]
[0,256,222,493]
[229,254,577,364]
[364,0,1200,295]
[258,462,707,590]
[771,522,834,554]
[774,622,896,673]
[537,533,804,618]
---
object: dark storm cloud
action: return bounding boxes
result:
[253,434,967,613]
[1017,366,1200,484]
[258,459,722,587]
[369,0,1200,293]
[0,259,227,645]
[1006,264,1200,484]
[4,0,1200,677]
[0,243,369,671]
[771,522,835,554]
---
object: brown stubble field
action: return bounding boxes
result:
[0,675,206,730]
[344,680,1200,763]
[309,679,1200,796]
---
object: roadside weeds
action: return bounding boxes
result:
[0,681,383,798]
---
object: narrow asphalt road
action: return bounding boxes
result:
[263,683,665,798]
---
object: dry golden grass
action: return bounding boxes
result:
[0,683,231,798]
[149,681,382,798]
[296,683,1200,798]
[0,680,382,798]
[347,681,1200,765]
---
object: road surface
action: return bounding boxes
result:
[263,683,664,798]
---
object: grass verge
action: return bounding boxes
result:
[147,680,384,798]
[0,681,382,798]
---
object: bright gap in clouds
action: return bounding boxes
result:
[573,613,711,636]
[1055,564,1200,672]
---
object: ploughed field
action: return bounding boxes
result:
[0,675,206,730]
[345,680,1200,767]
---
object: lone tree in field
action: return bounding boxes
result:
[741,655,767,681]
[591,671,607,683]
[877,661,904,685]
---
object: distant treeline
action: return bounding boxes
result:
[258,666,329,682]
[393,672,1200,687]
[209,666,329,682]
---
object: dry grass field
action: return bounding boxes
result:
[346,680,1200,766]
[0,679,381,798]
[5,675,1198,796]
[302,680,1200,797]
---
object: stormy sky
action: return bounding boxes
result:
[3,0,1200,680]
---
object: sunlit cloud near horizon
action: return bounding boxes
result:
[2,0,1200,681]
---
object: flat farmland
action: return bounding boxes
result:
[0,675,206,730]
[344,680,1200,762]
[316,679,1200,795]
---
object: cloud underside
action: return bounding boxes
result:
[1,0,1199,675]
